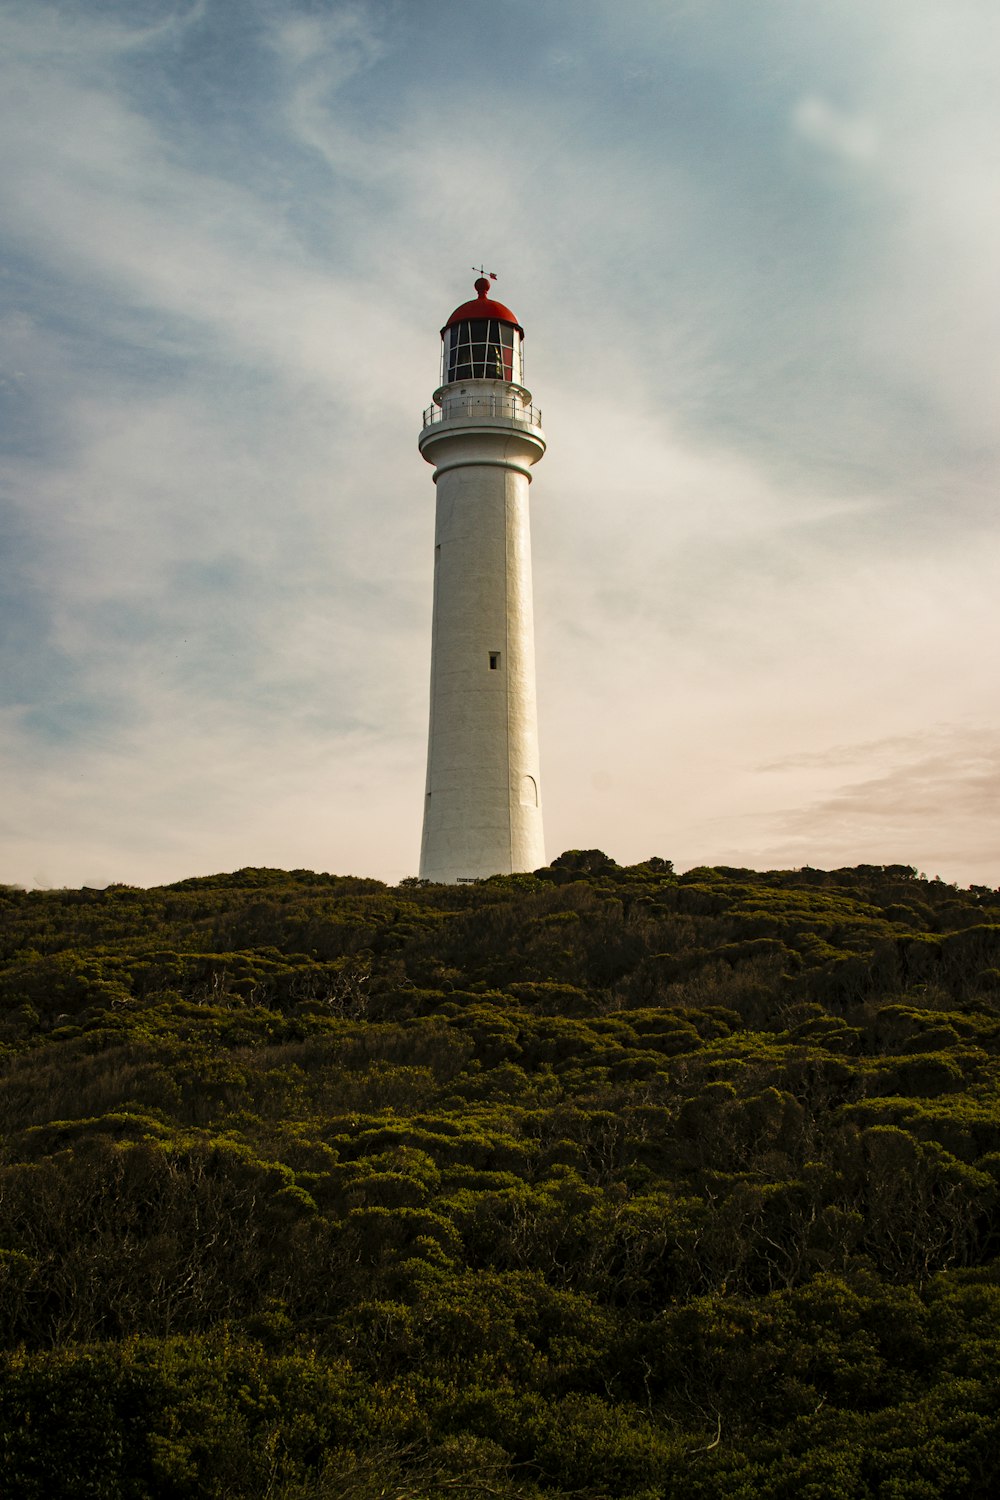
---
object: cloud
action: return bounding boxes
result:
[759,732,950,775]
[1,0,997,889]
[792,96,879,163]
[736,727,1000,885]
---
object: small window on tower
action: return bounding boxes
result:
[489,652,501,670]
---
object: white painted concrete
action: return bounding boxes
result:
[418,376,546,883]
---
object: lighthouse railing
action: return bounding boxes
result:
[422,396,543,430]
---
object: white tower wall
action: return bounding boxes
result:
[418,374,546,883]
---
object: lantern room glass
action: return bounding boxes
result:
[444,319,523,385]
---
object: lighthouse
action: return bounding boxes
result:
[418,276,547,883]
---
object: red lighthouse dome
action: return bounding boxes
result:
[440,276,524,385]
[443,277,523,335]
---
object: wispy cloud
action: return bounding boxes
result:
[2,0,998,888]
[737,728,1000,883]
[793,96,879,163]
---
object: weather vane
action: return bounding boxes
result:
[472,265,498,281]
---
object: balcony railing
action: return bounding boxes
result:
[422,395,543,429]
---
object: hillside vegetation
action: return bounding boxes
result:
[2,853,1000,1498]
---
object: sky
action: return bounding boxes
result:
[2,0,998,890]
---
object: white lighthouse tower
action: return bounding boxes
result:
[418,275,547,883]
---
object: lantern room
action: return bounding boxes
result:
[441,277,524,386]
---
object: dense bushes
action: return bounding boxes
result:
[1,859,999,1496]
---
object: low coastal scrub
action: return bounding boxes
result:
[2,856,999,1496]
